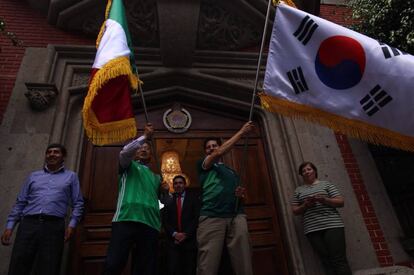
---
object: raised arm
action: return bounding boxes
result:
[203,121,254,170]
[119,123,153,169]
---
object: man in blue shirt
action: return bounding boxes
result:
[1,143,84,275]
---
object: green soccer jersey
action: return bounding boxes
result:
[197,159,243,217]
[113,161,161,231]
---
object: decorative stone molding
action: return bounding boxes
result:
[24,82,58,111]
[32,0,321,54]
[198,0,262,50]
[80,9,105,37]
[72,73,90,87]
[126,0,160,47]
[52,0,160,47]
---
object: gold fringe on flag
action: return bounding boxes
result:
[87,56,139,94]
[84,113,137,146]
[96,0,113,48]
[83,56,140,146]
[259,93,414,152]
[273,0,296,8]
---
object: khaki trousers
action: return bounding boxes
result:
[196,214,253,275]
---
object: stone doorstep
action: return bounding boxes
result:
[354,266,414,275]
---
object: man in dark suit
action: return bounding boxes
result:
[162,175,199,275]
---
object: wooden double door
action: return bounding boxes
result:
[70,110,289,275]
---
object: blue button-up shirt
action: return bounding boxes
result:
[6,166,84,229]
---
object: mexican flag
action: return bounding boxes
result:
[82,0,139,146]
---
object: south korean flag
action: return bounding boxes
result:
[263,3,414,147]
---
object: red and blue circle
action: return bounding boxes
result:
[315,36,366,90]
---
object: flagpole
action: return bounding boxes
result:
[136,78,162,176]
[249,0,273,120]
[137,82,150,123]
[235,0,274,214]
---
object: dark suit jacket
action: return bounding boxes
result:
[162,191,200,249]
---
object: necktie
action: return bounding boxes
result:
[176,193,182,232]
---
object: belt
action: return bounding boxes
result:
[24,214,64,221]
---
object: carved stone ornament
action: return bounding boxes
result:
[72,73,90,86]
[198,0,262,50]
[24,83,58,111]
[60,0,159,48]
[125,0,160,47]
[163,104,192,133]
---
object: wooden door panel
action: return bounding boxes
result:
[82,260,104,275]
[252,247,280,275]
[78,243,107,257]
[245,205,274,218]
[229,142,268,205]
[88,147,120,211]
[83,213,114,225]
[71,145,123,274]
[229,138,289,275]
[83,226,111,241]
[248,218,274,232]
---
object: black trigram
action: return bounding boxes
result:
[293,15,318,45]
[380,42,408,59]
[287,67,308,94]
[360,85,393,116]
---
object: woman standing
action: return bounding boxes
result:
[292,161,352,275]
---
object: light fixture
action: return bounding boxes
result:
[161,150,189,191]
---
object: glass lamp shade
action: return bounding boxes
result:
[161,151,184,191]
[161,151,182,174]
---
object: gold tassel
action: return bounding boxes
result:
[86,56,138,97]
[259,93,414,152]
[84,112,137,146]
[273,0,297,8]
[284,0,297,8]
[96,0,113,48]
[83,56,140,146]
